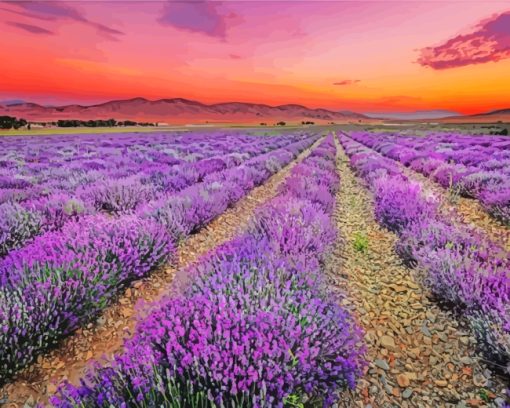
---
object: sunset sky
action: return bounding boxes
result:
[1,1,510,114]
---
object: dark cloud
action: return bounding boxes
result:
[2,1,124,39]
[418,11,510,69]
[333,79,361,86]
[6,21,54,35]
[158,0,226,38]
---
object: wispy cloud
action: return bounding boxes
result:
[333,79,361,86]
[418,11,510,69]
[2,1,124,39]
[158,0,227,38]
[377,95,422,104]
[6,21,54,35]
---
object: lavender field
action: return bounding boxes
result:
[0,130,509,407]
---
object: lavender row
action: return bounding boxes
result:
[0,135,318,385]
[0,133,307,257]
[0,131,300,189]
[347,131,510,225]
[339,133,510,372]
[51,135,365,407]
[0,132,279,203]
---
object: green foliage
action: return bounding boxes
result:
[283,393,305,407]
[478,388,490,402]
[353,232,369,253]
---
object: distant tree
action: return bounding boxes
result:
[260,122,267,126]
[57,119,79,127]
[0,116,13,129]
[277,121,286,126]
[0,116,28,129]
[489,128,508,135]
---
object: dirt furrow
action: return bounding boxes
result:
[330,143,507,408]
[1,136,325,407]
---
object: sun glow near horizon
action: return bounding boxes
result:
[1,0,510,114]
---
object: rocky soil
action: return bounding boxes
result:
[329,144,508,408]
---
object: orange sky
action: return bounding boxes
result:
[1,1,510,114]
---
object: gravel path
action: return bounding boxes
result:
[1,137,325,407]
[329,143,508,408]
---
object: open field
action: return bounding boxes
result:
[0,126,191,137]
[0,123,366,138]
[0,129,508,407]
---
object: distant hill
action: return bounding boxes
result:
[477,108,510,116]
[0,97,369,124]
[365,110,461,120]
[0,99,26,106]
[440,108,510,123]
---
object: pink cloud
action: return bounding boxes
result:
[2,1,123,39]
[6,21,54,35]
[158,0,227,38]
[418,11,510,69]
[333,79,361,86]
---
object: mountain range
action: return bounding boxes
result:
[1,97,509,123]
[440,108,510,123]
[0,97,368,124]
[364,110,461,120]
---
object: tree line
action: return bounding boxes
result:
[0,116,158,129]
[56,119,157,127]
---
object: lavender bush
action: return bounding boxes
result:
[372,176,438,234]
[0,215,173,383]
[51,135,365,407]
[0,132,320,384]
[0,202,41,257]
